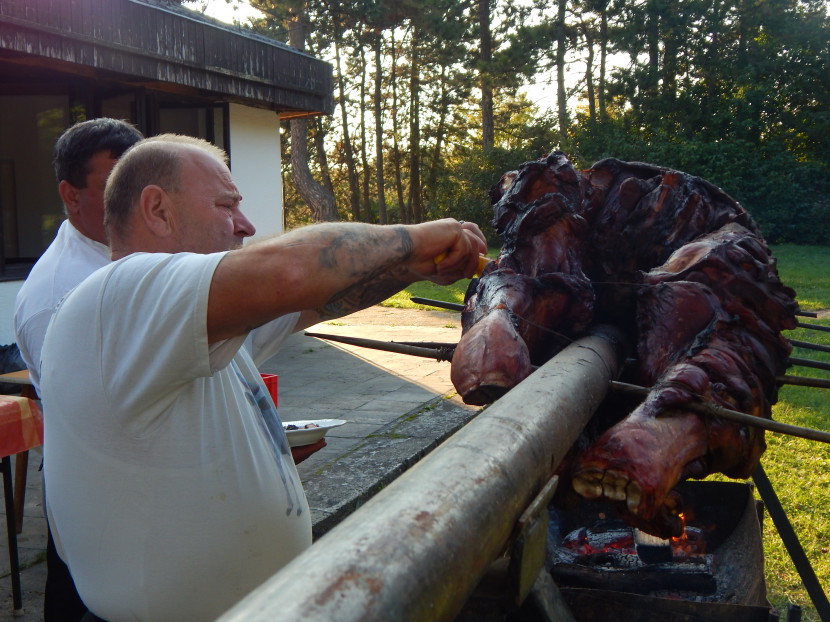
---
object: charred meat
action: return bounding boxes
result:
[451,151,797,537]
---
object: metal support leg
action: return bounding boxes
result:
[753,465,829,621]
[2,455,23,613]
[13,451,27,535]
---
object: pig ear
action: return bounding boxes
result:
[139,185,174,238]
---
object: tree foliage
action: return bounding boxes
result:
[242,0,828,244]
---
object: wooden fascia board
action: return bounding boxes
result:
[0,11,334,115]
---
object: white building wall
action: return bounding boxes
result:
[228,103,284,242]
[0,104,285,346]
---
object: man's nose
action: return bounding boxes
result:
[235,211,256,238]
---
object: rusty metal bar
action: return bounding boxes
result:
[409,296,465,311]
[796,321,830,333]
[790,357,830,373]
[305,331,456,361]
[753,465,830,621]
[610,381,830,444]
[219,327,627,622]
[779,375,830,389]
[790,339,830,354]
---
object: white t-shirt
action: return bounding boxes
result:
[14,220,110,395]
[41,251,309,622]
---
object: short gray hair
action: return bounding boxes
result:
[104,134,229,240]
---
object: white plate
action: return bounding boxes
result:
[283,419,346,447]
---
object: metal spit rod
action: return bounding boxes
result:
[219,327,626,622]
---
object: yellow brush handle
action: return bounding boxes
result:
[433,252,491,277]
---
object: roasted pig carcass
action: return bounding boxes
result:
[452,154,594,405]
[451,151,797,536]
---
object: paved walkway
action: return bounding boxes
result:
[0,306,480,620]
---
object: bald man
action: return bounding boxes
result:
[41,134,486,622]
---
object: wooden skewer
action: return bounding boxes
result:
[610,380,830,444]
[796,310,819,318]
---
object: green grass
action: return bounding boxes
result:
[381,279,469,310]
[760,245,830,620]
[771,245,830,312]
[385,243,830,619]
[380,247,500,310]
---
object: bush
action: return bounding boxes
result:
[566,121,830,245]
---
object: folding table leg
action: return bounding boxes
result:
[13,450,27,535]
[2,455,22,613]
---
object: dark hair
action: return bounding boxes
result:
[53,118,143,188]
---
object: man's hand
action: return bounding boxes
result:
[290,438,327,464]
[416,219,488,285]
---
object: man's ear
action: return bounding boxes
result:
[139,185,174,238]
[58,180,81,215]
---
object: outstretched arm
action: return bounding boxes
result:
[207,219,486,342]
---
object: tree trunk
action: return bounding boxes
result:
[427,64,449,204]
[312,117,334,196]
[333,29,362,221]
[479,0,494,151]
[359,43,372,221]
[598,3,608,121]
[290,119,337,221]
[287,4,337,222]
[373,28,388,224]
[390,29,408,223]
[660,0,679,101]
[408,31,423,223]
[582,22,597,128]
[646,0,660,98]
[556,0,569,139]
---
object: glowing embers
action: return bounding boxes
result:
[547,480,774,619]
[551,516,716,597]
[558,513,707,564]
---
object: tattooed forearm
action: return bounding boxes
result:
[315,226,416,320]
[318,225,413,272]
[316,269,412,320]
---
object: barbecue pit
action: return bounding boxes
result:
[548,480,774,621]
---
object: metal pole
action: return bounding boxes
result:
[790,340,830,354]
[2,455,22,612]
[610,381,830,444]
[753,465,830,621]
[219,328,626,622]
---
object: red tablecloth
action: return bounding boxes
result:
[0,396,43,458]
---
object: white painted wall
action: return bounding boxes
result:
[0,104,285,346]
[228,103,284,242]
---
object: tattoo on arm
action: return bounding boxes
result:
[316,226,415,320]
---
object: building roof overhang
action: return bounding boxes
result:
[0,0,333,118]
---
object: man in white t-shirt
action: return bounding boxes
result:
[15,118,143,395]
[40,134,487,622]
[13,118,143,622]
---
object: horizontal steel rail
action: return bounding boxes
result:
[219,327,626,622]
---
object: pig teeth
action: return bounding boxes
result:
[625,481,643,514]
[572,470,603,498]
[601,471,628,501]
[573,469,643,513]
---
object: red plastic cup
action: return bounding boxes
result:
[260,373,278,407]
